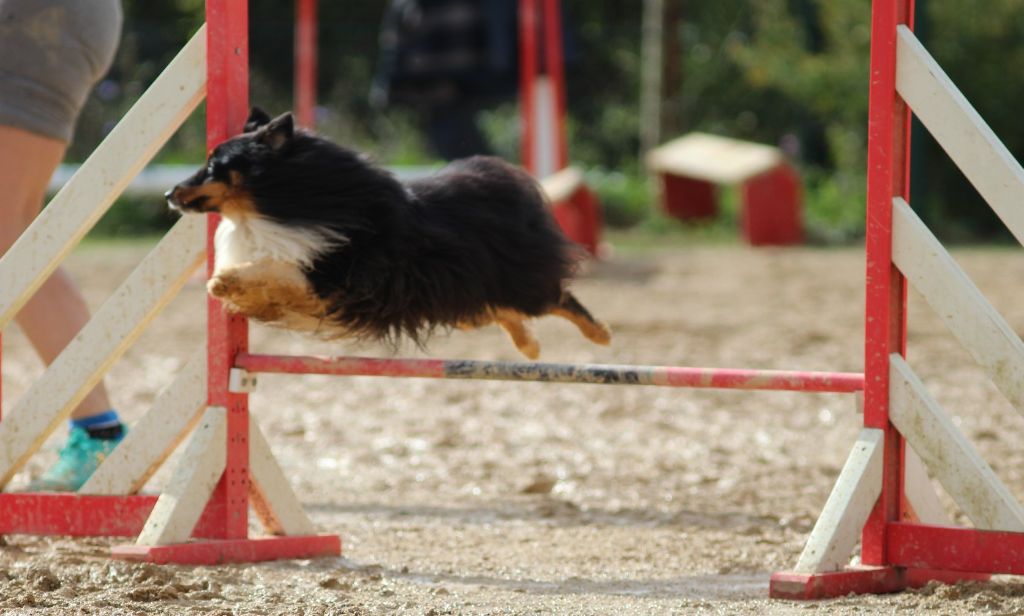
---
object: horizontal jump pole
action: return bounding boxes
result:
[235,354,864,393]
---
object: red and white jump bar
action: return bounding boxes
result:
[235,354,864,394]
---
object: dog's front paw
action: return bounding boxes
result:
[208,273,240,299]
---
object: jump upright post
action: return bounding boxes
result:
[0,0,338,564]
[771,0,1024,598]
[114,0,339,563]
[518,0,603,256]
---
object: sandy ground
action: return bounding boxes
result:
[3,239,1024,614]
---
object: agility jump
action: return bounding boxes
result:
[1,0,1023,600]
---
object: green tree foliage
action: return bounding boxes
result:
[916,0,1024,239]
[733,0,1024,240]
[66,0,1024,240]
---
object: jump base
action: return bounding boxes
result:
[770,567,990,600]
[112,534,341,565]
[0,493,223,538]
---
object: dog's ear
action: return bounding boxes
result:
[259,112,294,150]
[244,106,272,132]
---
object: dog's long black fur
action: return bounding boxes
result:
[175,108,585,347]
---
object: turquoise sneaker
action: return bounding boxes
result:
[28,426,125,492]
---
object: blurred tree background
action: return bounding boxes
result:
[70,0,1024,242]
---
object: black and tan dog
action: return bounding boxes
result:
[165,107,610,358]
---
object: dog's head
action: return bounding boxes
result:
[165,107,295,218]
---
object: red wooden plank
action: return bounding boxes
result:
[0,492,226,539]
[770,567,907,600]
[888,522,1024,574]
[111,534,340,565]
[770,566,988,600]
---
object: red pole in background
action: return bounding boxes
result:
[518,0,602,256]
[860,0,914,567]
[205,0,250,540]
[518,0,539,172]
[294,0,317,128]
[519,0,569,176]
[541,0,569,171]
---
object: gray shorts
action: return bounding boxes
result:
[0,0,122,142]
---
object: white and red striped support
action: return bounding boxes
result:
[518,0,602,256]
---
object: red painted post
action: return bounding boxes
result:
[518,0,539,172]
[294,0,317,128]
[860,0,914,566]
[205,0,250,541]
[519,0,570,175]
[541,0,569,171]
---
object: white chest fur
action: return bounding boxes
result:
[213,216,346,273]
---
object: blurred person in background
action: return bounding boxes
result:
[371,0,519,161]
[0,0,126,491]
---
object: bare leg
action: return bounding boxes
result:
[0,125,112,419]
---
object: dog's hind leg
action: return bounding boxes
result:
[549,291,612,346]
[494,309,541,359]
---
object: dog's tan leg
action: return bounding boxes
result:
[495,310,541,359]
[549,291,611,346]
[208,261,326,324]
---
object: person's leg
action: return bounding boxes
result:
[0,125,124,492]
[0,125,114,420]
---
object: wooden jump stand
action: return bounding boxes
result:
[1,0,1023,598]
[0,1,338,564]
[770,0,1024,598]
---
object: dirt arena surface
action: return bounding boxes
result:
[4,237,1024,614]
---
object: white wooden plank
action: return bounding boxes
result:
[890,354,1024,531]
[895,26,1024,246]
[892,197,1024,415]
[0,26,206,329]
[794,428,883,573]
[249,420,316,536]
[645,132,783,185]
[0,217,205,488]
[539,166,585,204]
[904,446,954,526]
[136,407,226,546]
[80,346,208,495]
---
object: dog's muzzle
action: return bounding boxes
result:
[165,185,208,213]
